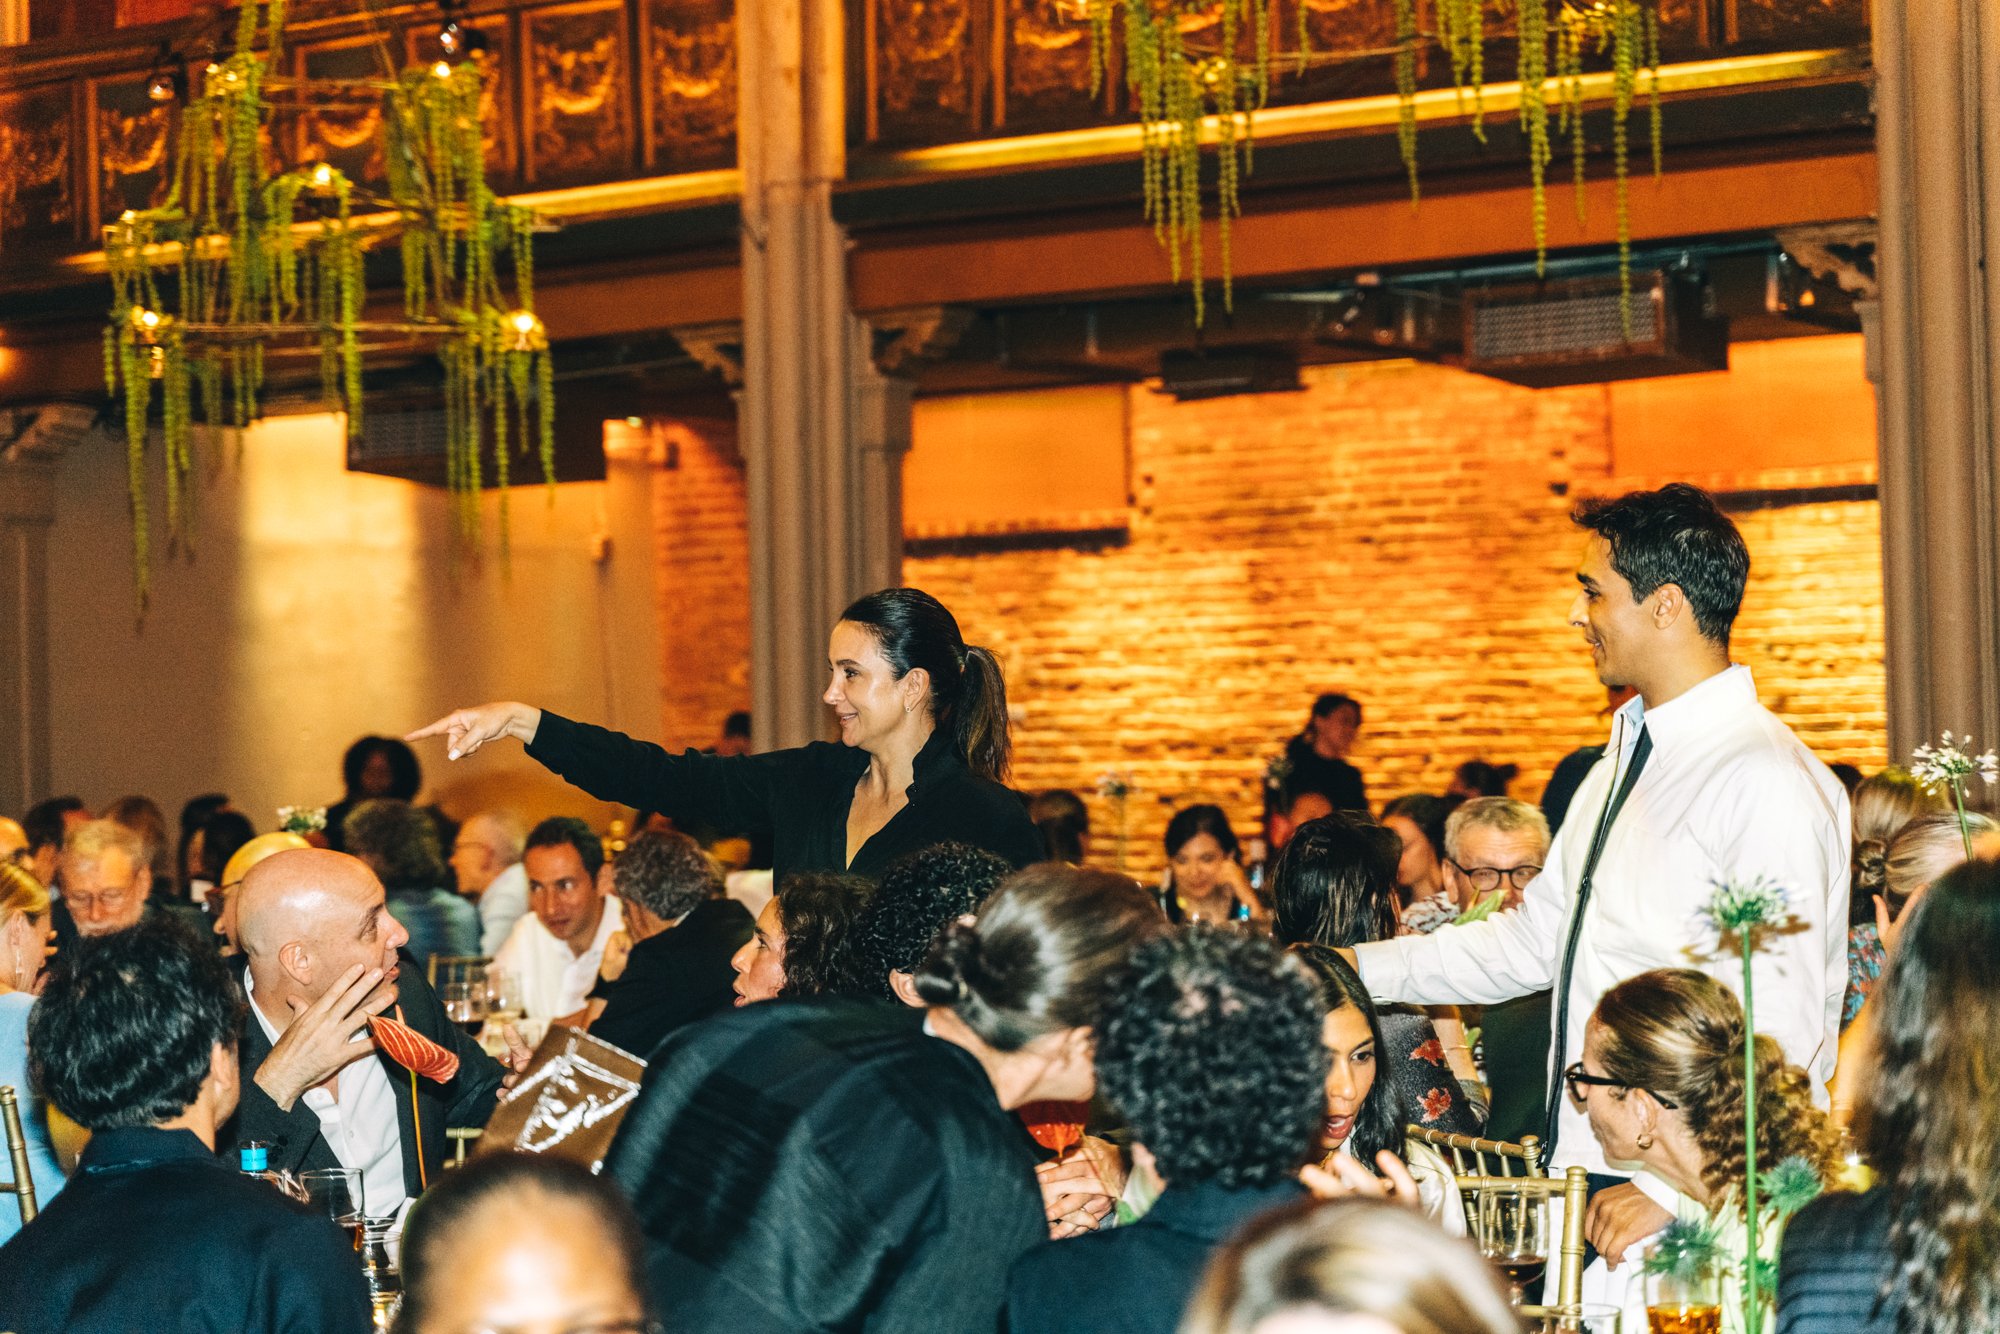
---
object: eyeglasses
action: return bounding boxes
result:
[1445,859,1543,893]
[1563,1062,1677,1109]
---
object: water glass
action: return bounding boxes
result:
[298,1167,365,1247]
[360,1216,401,1329]
[1643,1262,1723,1334]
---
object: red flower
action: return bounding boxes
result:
[1411,1037,1446,1066]
[1419,1087,1455,1122]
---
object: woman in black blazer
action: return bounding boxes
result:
[410,588,1042,882]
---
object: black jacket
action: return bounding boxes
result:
[605,998,1046,1333]
[1279,737,1368,813]
[589,896,755,1060]
[0,1126,371,1334]
[221,954,506,1199]
[1004,1178,1308,1334]
[1777,1188,1901,1334]
[527,711,1045,883]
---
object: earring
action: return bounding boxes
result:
[1635,1132,1654,1151]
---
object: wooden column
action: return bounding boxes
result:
[1872,0,2000,762]
[735,0,910,752]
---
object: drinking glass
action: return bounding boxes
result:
[1644,1260,1723,1334]
[299,1168,366,1249]
[441,979,488,1037]
[1018,1100,1089,1162]
[1476,1184,1549,1306]
[360,1216,401,1329]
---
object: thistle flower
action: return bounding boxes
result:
[277,805,327,835]
[1095,770,1133,800]
[1758,1154,1825,1223]
[1910,731,2000,796]
[1702,876,1791,938]
[1264,754,1293,789]
[1640,1214,1724,1281]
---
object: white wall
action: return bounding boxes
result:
[45,413,662,834]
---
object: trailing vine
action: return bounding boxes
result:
[102,0,552,607]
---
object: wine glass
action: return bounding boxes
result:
[1476,1183,1549,1306]
[299,1168,366,1250]
[359,1216,401,1329]
[442,979,488,1037]
[1018,1100,1089,1163]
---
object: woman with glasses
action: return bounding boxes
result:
[1570,968,1837,1330]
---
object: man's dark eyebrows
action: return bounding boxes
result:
[1576,572,1601,590]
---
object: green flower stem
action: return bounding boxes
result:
[1742,934,1759,1332]
[1953,783,1973,861]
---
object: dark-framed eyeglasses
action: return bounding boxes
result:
[1563,1061,1676,1109]
[1445,859,1543,893]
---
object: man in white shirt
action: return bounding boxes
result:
[449,810,530,955]
[493,817,624,1036]
[1348,483,1849,1262]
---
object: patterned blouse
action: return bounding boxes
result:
[1842,923,1885,1029]
[1381,1007,1484,1135]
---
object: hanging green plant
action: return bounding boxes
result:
[102,1,552,609]
[1078,0,1663,331]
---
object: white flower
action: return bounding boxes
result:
[1095,770,1133,799]
[1911,730,2000,794]
[1702,875,1792,938]
[277,804,327,834]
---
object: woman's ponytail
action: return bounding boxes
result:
[956,645,1011,783]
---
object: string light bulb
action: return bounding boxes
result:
[502,309,547,352]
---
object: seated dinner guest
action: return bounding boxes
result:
[344,798,480,970]
[225,849,521,1218]
[448,810,531,956]
[849,840,1010,1003]
[586,830,753,1057]
[1574,969,1836,1330]
[604,864,1167,1333]
[493,817,624,1035]
[730,870,875,1005]
[394,1152,652,1334]
[1005,927,1326,1334]
[1159,805,1263,925]
[0,863,62,1243]
[1182,1198,1519,1334]
[1780,858,2000,1334]
[410,587,1044,882]
[0,917,370,1334]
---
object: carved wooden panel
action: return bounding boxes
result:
[646,0,737,171]
[1001,0,1104,132]
[1732,0,1869,49]
[0,85,75,251]
[296,37,394,190]
[93,75,175,227]
[525,1,634,185]
[873,0,977,143]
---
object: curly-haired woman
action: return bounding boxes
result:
[1570,968,1838,1331]
[1779,857,2000,1334]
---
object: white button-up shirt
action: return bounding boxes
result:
[244,969,408,1220]
[1355,665,1850,1178]
[493,893,624,1026]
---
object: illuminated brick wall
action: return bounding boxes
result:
[648,419,755,751]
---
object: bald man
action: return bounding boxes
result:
[222,849,524,1217]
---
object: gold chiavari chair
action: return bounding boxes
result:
[1407,1126,1589,1307]
[1,1085,39,1226]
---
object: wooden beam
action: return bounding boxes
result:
[848,147,1879,313]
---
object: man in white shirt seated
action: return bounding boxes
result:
[1344,483,1849,1265]
[493,817,623,1039]
[449,810,530,955]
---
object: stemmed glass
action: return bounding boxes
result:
[299,1167,366,1251]
[442,976,489,1037]
[1018,1100,1089,1163]
[1476,1183,1549,1307]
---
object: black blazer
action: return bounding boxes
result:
[0,1126,372,1334]
[222,954,506,1199]
[526,712,1045,884]
[1004,1178,1308,1334]
[1777,1188,1901,1334]
[588,896,755,1060]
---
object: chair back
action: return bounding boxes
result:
[1407,1125,1587,1307]
[1406,1124,1542,1178]
[0,1085,39,1226]
[427,954,491,989]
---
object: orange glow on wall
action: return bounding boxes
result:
[905,385,1130,539]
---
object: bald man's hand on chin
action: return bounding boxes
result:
[253,964,400,1112]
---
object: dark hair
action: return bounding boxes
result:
[915,864,1167,1051]
[103,795,173,883]
[524,816,605,884]
[1572,482,1750,645]
[397,1151,651,1333]
[1165,804,1240,861]
[176,793,231,896]
[1380,794,1453,863]
[723,710,752,738]
[28,915,246,1131]
[1311,693,1361,723]
[1288,944,1406,1172]
[1096,927,1329,1188]
[1028,789,1089,865]
[196,810,257,887]
[341,735,423,801]
[1450,761,1518,798]
[344,798,449,892]
[1866,859,2000,1334]
[22,796,84,854]
[849,841,1012,999]
[1270,812,1401,949]
[839,587,1011,782]
[772,872,876,999]
[614,830,719,923]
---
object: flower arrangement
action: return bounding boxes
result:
[1096,770,1134,870]
[1910,730,1998,858]
[277,805,327,836]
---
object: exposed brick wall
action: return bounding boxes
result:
[905,358,1888,879]
[650,419,754,750]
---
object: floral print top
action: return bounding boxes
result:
[1843,922,1885,1029]
[1382,1008,1483,1135]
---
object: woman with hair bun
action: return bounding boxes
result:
[1570,968,1837,1330]
[410,587,1043,881]
[1841,768,1940,1028]
[602,863,1167,1333]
